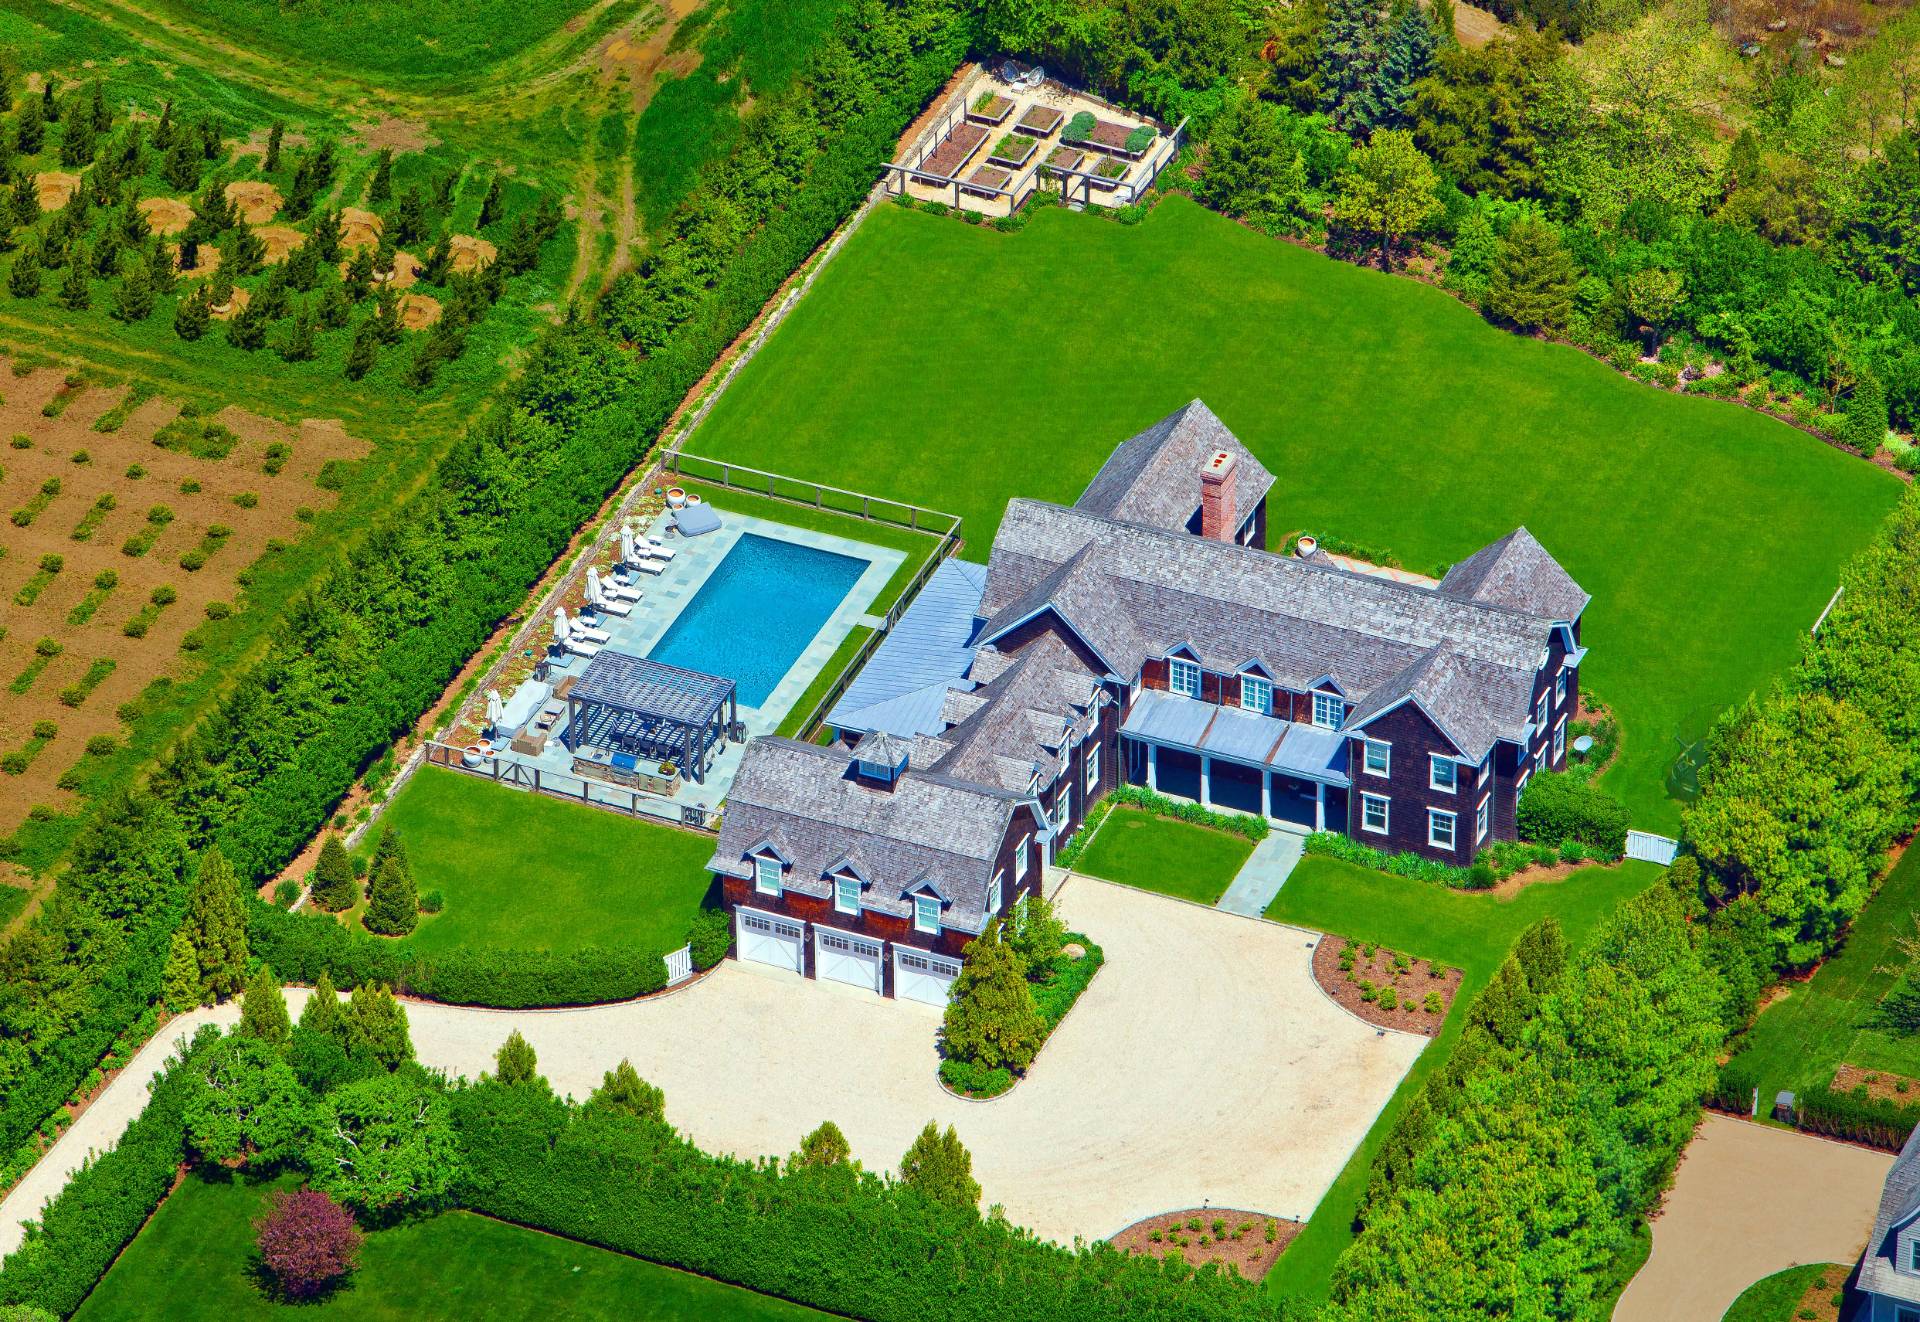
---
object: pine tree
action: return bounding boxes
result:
[793,1120,852,1169]
[318,279,352,330]
[311,834,358,911]
[309,207,343,263]
[899,1122,981,1212]
[225,225,266,279]
[58,112,96,170]
[278,306,316,362]
[587,1060,665,1120]
[343,983,412,1070]
[162,928,200,1012]
[940,922,1044,1072]
[1375,5,1438,129]
[0,53,13,115]
[367,148,393,206]
[300,968,346,1039]
[238,965,292,1049]
[1846,369,1890,455]
[372,825,410,884]
[8,245,41,299]
[153,100,175,151]
[144,239,177,297]
[421,233,452,284]
[173,284,210,340]
[492,1030,541,1086]
[1194,95,1307,235]
[185,846,249,1001]
[363,854,418,935]
[57,252,90,311]
[41,81,57,124]
[209,263,235,310]
[225,298,267,350]
[9,180,39,228]
[344,317,379,380]
[392,188,426,246]
[373,285,402,344]
[197,115,221,160]
[344,246,374,301]
[477,176,503,229]
[111,264,152,321]
[89,81,110,134]
[161,140,200,192]
[264,120,284,174]
[15,96,44,155]
[1486,214,1578,332]
[1317,0,1389,132]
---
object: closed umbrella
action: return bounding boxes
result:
[486,689,504,732]
[620,525,636,567]
[585,566,605,607]
[552,607,570,644]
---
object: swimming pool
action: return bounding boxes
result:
[648,533,870,708]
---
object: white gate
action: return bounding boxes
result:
[813,924,883,994]
[663,944,694,985]
[1625,831,1679,866]
[735,907,804,973]
[893,946,962,1006]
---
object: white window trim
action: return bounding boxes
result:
[988,871,1004,917]
[913,894,941,935]
[1361,792,1390,835]
[1516,769,1531,801]
[1478,756,1491,788]
[833,873,860,915]
[1312,691,1343,730]
[1555,672,1567,708]
[1362,738,1391,778]
[1429,755,1458,794]
[1552,717,1567,763]
[1475,793,1491,844]
[1168,657,1200,699]
[1085,742,1101,794]
[1429,808,1457,851]
[1536,694,1549,731]
[1240,675,1272,715]
[753,854,783,897]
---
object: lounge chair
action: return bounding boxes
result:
[637,537,677,562]
[627,555,667,576]
[564,638,603,660]
[570,620,612,646]
[599,570,645,601]
[587,596,633,619]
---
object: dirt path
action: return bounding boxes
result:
[1614,1113,1890,1321]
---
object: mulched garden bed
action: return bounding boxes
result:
[963,165,1011,198]
[1045,146,1088,175]
[968,93,1013,125]
[1312,936,1460,1035]
[1110,1209,1299,1282]
[1016,104,1064,136]
[1835,1063,1920,1106]
[914,122,987,181]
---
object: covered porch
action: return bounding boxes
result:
[1119,691,1350,830]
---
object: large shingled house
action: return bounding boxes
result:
[709,400,1589,1003]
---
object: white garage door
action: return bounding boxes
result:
[736,907,803,974]
[893,947,962,1006]
[813,925,883,994]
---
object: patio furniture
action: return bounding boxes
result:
[571,620,612,646]
[1000,60,1044,91]
[564,638,604,661]
[673,502,722,537]
[561,650,738,786]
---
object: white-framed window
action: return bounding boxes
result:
[1240,675,1272,715]
[1536,694,1549,732]
[1362,739,1391,777]
[1536,746,1548,773]
[1429,755,1458,793]
[1516,769,1531,801]
[834,873,860,914]
[1553,718,1566,763]
[753,854,782,896]
[1361,792,1390,834]
[1085,741,1101,794]
[1478,757,1490,787]
[1476,794,1491,843]
[913,894,941,934]
[1168,657,1200,698]
[1312,691,1344,730]
[1429,808,1457,851]
[1906,1238,1920,1273]
[988,871,1004,916]
[1555,671,1567,709]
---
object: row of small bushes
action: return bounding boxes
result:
[1110,784,1271,840]
[1307,830,1616,890]
[247,901,731,1008]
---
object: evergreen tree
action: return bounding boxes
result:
[173,283,210,340]
[111,264,153,321]
[57,252,90,311]
[1846,369,1891,455]
[311,834,358,911]
[162,928,200,1012]
[372,284,403,344]
[225,297,267,350]
[372,825,410,883]
[285,237,320,291]
[226,224,266,277]
[91,229,121,278]
[344,246,374,300]
[363,854,418,935]
[1444,208,1499,299]
[186,846,249,1001]
[1376,5,1438,129]
[492,1030,541,1087]
[89,81,110,134]
[144,239,177,297]
[421,233,453,284]
[41,81,57,124]
[253,265,291,320]
[153,100,175,151]
[1486,214,1578,332]
[161,139,200,192]
[793,1120,852,1169]
[367,148,393,206]
[1318,0,1389,132]
[300,968,346,1039]
[177,234,202,273]
[196,176,237,232]
[280,304,318,360]
[238,964,293,1049]
[940,922,1045,1071]
[58,112,96,170]
[318,279,352,330]
[0,52,12,114]
[899,1122,981,1212]
[15,95,43,155]
[209,262,235,310]
[343,317,379,380]
[392,188,426,246]
[587,1060,665,1120]
[9,180,39,228]
[197,115,221,160]
[309,207,343,263]
[477,176,503,229]
[264,120,284,174]
[8,245,41,299]
[1195,94,1309,235]
[343,983,412,1070]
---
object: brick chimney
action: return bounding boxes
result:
[1200,449,1238,542]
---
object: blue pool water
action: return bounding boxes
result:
[648,533,869,708]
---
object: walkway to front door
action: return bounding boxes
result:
[1214,830,1306,917]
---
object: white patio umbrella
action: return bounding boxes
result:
[485,689,504,731]
[619,525,636,566]
[585,566,606,607]
[552,607,570,644]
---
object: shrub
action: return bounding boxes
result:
[419,888,444,914]
[1516,772,1629,856]
[938,1056,1013,1097]
[1795,1085,1920,1151]
[254,1188,362,1300]
[941,923,1043,1072]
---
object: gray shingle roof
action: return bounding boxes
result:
[1860,1121,1920,1304]
[1339,643,1523,762]
[1074,400,1276,534]
[1437,527,1590,622]
[931,632,1103,794]
[708,737,1027,931]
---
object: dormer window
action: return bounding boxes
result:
[1312,691,1344,730]
[913,894,941,934]
[834,873,860,914]
[1908,1237,1920,1273]
[1240,675,1272,715]
[753,854,783,897]
[1168,657,1200,698]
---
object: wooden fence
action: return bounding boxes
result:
[424,741,723,832]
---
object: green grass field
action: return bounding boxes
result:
[1723,846,1920,1104]
[74,1173,824,1320]
[1074,807,1253,904]
[1721,1262,1846,1322]
[692,198,1901,831]
[351,767,714,954]
[1263,855,1665,1299]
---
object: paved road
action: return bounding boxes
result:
[1615,1112,1891,1322]
[0,878,1423,1255]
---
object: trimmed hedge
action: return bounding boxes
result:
[1107,785,1270,841]
[1796,1085,1920,1151]
[1304,831,1483,887]
[0,1027,218,1315]
[1516,772,1630,856]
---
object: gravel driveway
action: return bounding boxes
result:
[1,876,1423,1253]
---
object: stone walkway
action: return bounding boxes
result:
[1216,830,1306,917]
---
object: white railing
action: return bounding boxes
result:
[664,945,694,985]
[1625,830,1679,865]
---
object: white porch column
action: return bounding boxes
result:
[1260,770,1271,820]
[1147,742,1159,792]
[1315,782,1325,831]
[1200,754,1212,808]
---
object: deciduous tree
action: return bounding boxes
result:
[305,1073,458,1215]
[1330,128,1440,268]
[254,1188,361,1300]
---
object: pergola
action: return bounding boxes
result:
[562,650,738,784]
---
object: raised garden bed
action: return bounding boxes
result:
[1110,1209,1299,1281]
[1088,156,1130,191]
[912,122,987,183]
[1045,146,1088,176]
[1016,104,1064,137]
[968,92,1014,126]
[1313,936,1459,1035]
[987,133,1037,168]
[962,164,1012,199]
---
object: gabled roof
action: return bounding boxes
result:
[1341,643,1521,763]
[1073,399,1276,534]
[931,632,1103,795]
[827,558,986,739]
[708,737,1029,931]
[1437,527,1590,623]
[1859,1121,1920,1304]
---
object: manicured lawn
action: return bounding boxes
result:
[1262,855,1665,1301]
[1074,807,1253,904]
[1723,846,1920,1103]
[75,1173,825,1320]
[1721,1262,1846,1322]
[351,767,715,955]
[693,198,1901,831]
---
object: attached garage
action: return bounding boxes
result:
[813,924,884,994]
[735,907,804,974]
[893,946,963,1006]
